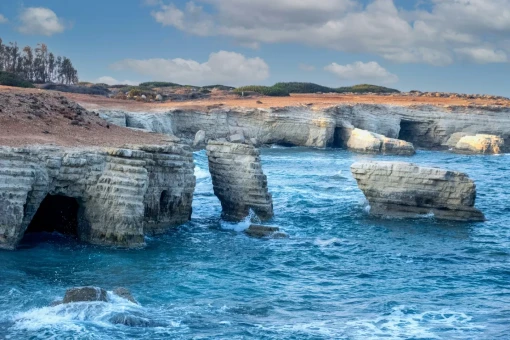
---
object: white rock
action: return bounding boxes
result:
[229,133,245,144]
[455,134,504,154]
[155,94,163,101]
[351,161,485,221]
[346,128,415,155]
[193,130,206,147]
[206,141,273,221]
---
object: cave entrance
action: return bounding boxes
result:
[160,190,170,214]
[398,120,418,143]
[24,195,80,237]
[333,127,347,148]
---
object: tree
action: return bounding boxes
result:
[0,38,79,84]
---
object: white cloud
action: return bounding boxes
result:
[17,7,65,36]
[148,0,510,66]
[95,76,139,86]
[454,48,508,64]
[299,63,315,72]
[110,51,269,86]
[0,14,8,24]
[325,61,398,84]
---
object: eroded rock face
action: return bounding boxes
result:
[63,287,108,303]
[351,161,485,221]
[345,128,415,155]
[0,144,195,250]
[206,141,273,221]
[455,134,504,154]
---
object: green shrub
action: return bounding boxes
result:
[139,81,182,88]
[202,84,235,90]
[336,84,399,94]
[272,82,335,94]
[234,85,290,97]
[0,71,35,88]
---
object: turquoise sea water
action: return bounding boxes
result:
[0,148,509,339]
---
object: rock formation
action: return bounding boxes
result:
[344,128,415,155]
[206,141,273,221]
[0,144,195,250]
[63,287,108,303]
[245,225,287,239]
[351,161,485,221]
[454,134,504,154]
[97,103,510,153]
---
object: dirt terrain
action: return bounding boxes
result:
[1,85,509,147]
[0,86,173,147]
[63,90,510,112]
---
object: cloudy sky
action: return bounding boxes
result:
[1,0,510,94]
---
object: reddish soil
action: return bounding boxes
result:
[0,86,172,147]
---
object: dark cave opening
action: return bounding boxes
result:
[160,190,170,214]
[398,120,419,144]
[333,127,346,148]
[25,194,80,236]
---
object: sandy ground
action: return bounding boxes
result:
[0,86,173,148]
[63,91,510,112]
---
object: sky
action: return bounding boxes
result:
[1,0,510,95]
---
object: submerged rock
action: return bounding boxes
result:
[206,141,274,221]
[351,161,485,221]
[346,128,415,155]
[113,287,138,304]
[245,225,288,238]
[454,134,504,154]
[109,313,156,327]
[63,287,108,303]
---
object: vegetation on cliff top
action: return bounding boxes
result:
[234,82,400,96]
[0,71,35,88]
[0,38,79,86]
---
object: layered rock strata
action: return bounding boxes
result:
[351,161,485,221]
[206,141,273,221]
[0,144,195,250]
[344,128,415,155]
[98,104,510,152]
[454,134,504,154]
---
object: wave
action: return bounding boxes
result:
[219,210,257,232]
[194,166,210,180]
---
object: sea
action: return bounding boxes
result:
[0,147,509,339]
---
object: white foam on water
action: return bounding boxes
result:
[220,210,257,232]
[314,237,344,248]
[346,305,484,340]
[194,166,210,180]
[9,291,169,334]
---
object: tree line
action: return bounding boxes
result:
[0,38,79,85]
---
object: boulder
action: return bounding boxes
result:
[206,141,274,221]
[193,130,206,147]
[113,287,138,304]
[109,313,155,327]
[63,287,108,303]
[455,134,504,154]
[155,94,163,101]
[249,138,259,147]
[245,225,287,238]
[351,161,485,221]
[229,133,245,144]
[346,129,415,155]
[444,132,469,148]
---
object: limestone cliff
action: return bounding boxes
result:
[344,128,415,155]
[98,103,510,152]
[351,161,485,221]
[206,141,274,221]
[0,144,195,250]
[454,134,504,154]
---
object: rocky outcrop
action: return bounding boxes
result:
[0,144,195,250]
[454,134,504,154]
[344,128,415,155]
[193,130,206,147]
[206,141,273,221]
[63,287,108,303]
[351,161,485,221]
[245,225,287,239]
[97,103,510,152]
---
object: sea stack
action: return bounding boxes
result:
[206,141,274,221]
[351,161,485,221]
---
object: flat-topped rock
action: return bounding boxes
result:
[351,161,485,221]
[455,134,504,154]
[63,287,108,304]
[346,128,415,155]
[206,141,274,221]
[0,144,195,250]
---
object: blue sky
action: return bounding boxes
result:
[1,0,510,95]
